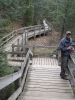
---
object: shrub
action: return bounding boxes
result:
[0,47,15,100]
[0,19,11,28]
[24,5,34,26]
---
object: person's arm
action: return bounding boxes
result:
[59,41,68,51]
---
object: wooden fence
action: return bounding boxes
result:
[0,19,52,48]
[11,45,57,57]
[11,21,52,55]
[0,48,33,100]
[0,25,42,46]
[57,50,75,91]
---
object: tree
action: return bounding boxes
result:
[24,0,34,26]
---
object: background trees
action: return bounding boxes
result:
[0,0,75,37]
[33,0,75,37]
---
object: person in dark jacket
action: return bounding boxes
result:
[59,31,74,80]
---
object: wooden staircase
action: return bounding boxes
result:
[18,58,75,100]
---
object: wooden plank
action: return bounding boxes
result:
[25,81,71,87]
[24,84,72,90]
[18,59,74,100]
[32,65,59,68]
[26,79,69,84]
[24,87,73,93]
[8,61,30,100]
[26,78,69,83]
[32,58,58,65]
[20,91,74,99]
[18,96,75,100]
[0,49,32,90]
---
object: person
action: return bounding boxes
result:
[59,31,74,80]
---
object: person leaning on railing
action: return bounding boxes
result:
[58,31,74,80]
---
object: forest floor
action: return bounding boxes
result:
[28,30,61,46]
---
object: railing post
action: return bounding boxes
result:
[25,30,28,45]
[12,44,14,57]
[17,39,20,56]
[39,26,41,37]
[22,34,23,45]
[44,25,45,36]
[15,30,17,36]
[27,30,28,45]
[51,24,52,35]
[48,26,50,35]
[34,26,36,39]
[17,39,19,51]
[32,45,35,56]
[25,48,29,56]
[14,67,21,90]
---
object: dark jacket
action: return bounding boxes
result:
[59,37,73,56]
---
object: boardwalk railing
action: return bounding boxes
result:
[0,48,33,100]
[0,25,41,46]
[11,45,57,57]
[0,31,17,46]
[57,50,75,92]
[68,52,75,87]
[0,20,52,47]
[11,22,52,54]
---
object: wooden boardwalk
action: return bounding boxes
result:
[18,58,75,100]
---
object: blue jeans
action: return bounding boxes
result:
[60,55,69,77]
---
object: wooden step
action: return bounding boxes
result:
[18,96,75,100]
[8,61,23,66]
[32,58,58,65]
[18,91,75,99]
[18,59,75,100]
[25,81,71,87]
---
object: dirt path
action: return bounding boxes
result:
[28,30,61,46]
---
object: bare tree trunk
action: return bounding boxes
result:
[61,4,69,38]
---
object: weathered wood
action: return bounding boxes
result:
[17,59,74,100]
[1,19,51,48]
[12,45,57,48]
[34,27,36,39]
[10,20,50,54]
[0,25,41,47]
[0,49,33,90]
[14,67,21,90]
[0,31,16,46]
[8,58,30,100]
[18,96,75,100]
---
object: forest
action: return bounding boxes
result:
[0,0,75,38]
[0,0,75,100]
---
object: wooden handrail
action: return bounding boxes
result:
[57,50,75,87]
[10,22,51,54]
[0,19,51,47]
[0,25,42,47]
[68,52,75,87]
[0,49,33,90]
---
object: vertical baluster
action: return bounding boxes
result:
[14,67,21,90]
[48,26,50,35]
[34,26,36,39]
[17,39,19,56]
[44,25,45,36]
[12,44,14,57]
[39,26,41,37]
[33,45,35,57]
[26,30,28,46]
[22,34,23,46]
[24,30,26,45]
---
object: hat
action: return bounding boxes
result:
[66,31,71,35]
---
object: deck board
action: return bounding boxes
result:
[18,58,75,100]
